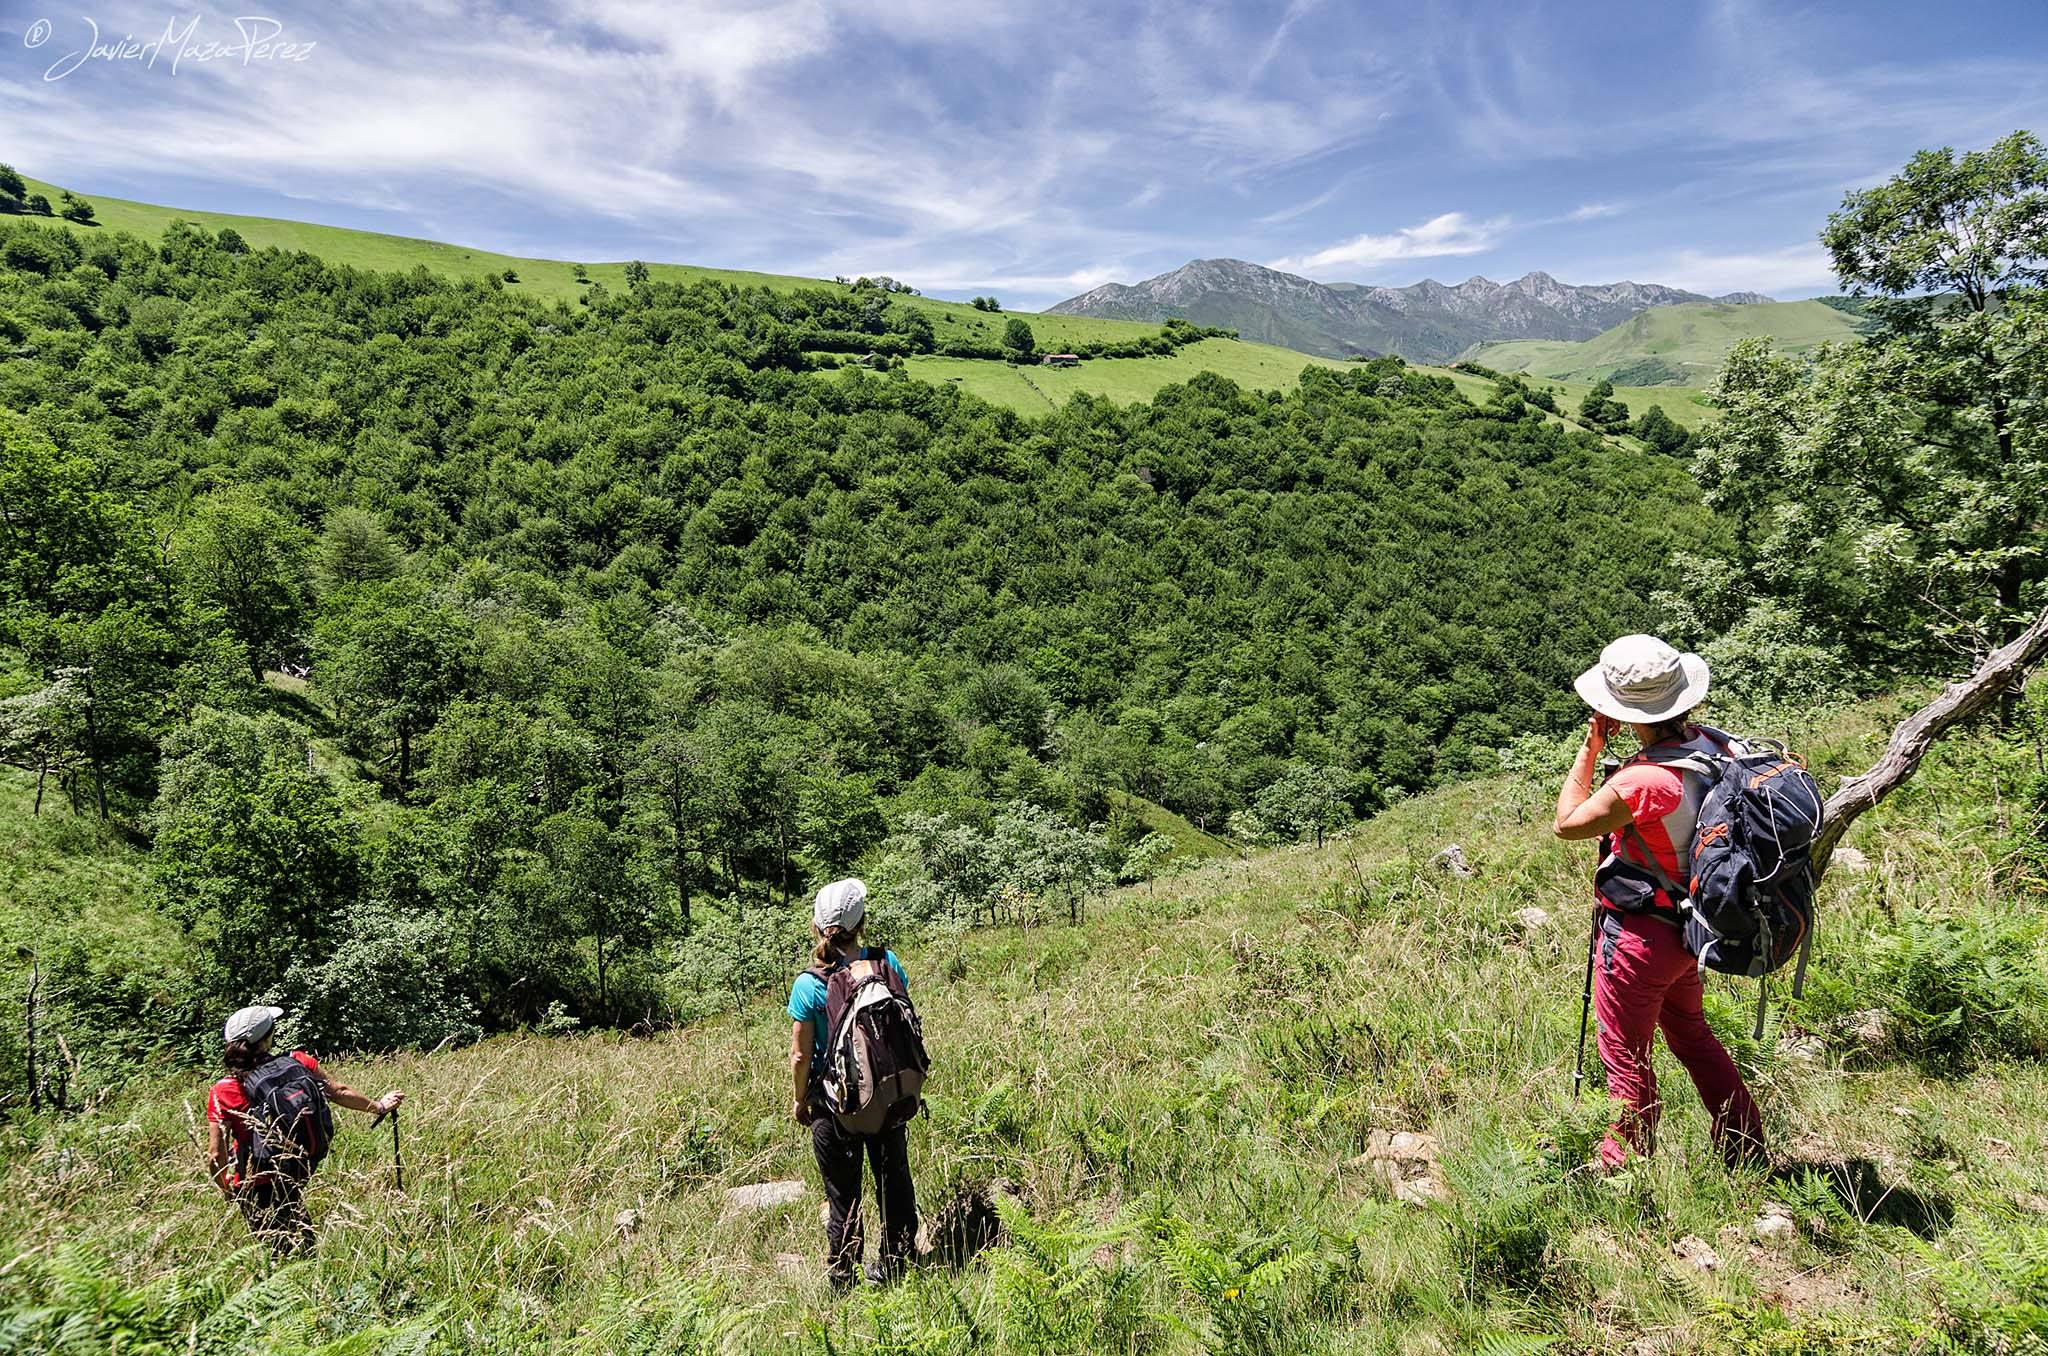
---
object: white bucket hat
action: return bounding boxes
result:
[814,878,867,932]
[1573,634,1710,722]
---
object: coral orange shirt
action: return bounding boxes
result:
[1608,760,1687,889]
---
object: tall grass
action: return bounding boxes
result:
[5,700,2048,1351]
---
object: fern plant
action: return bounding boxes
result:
[1143,1209,1350,1356]
[983,1196,1159,1354]
[0,1247,445,1355]
[1865,915,2048,1071]
[1911,1217,2048,1353]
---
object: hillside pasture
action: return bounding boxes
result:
[1470,299,1866,386]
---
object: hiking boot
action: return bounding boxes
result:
[865,1256,909,1287]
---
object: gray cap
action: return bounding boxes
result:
[223,1005,283,1045]
[814,878,867,932]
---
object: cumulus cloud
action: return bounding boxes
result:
[1268,212,1507,276]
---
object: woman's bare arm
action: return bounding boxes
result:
[1555,714,1633,840]
[790,1020,812,1125]
[206,1120,234,1196]
[317,1068,402,1117]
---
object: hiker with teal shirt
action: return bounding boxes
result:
[1552,636,1767,1172]
[788,878,927,1288]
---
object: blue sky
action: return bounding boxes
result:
[3,0,2045,309]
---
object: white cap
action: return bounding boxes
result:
[223,1005,284,1045]
[1573,634,1710,722]
[814,878,867,932]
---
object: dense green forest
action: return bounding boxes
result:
[0,213,1723,1077]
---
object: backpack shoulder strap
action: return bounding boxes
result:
[1619,824,1688,902]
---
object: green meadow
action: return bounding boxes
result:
[1470,300,1865,387]
[18,175,1181,349]
[5,692,2046,1352]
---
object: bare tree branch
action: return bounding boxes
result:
[1814,604,2048,873]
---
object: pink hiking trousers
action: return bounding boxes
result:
[1593,910,1764,1170]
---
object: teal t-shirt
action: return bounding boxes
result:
[789,948,907,1067]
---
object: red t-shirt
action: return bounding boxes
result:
[1607,760,1686,887]
[207,1050,321,1184]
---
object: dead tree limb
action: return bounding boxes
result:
[1813,604,2048,874]
[23,958,37,1115]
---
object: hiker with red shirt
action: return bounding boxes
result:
[205,1005,404,1254]
[1553,636,1766,1172]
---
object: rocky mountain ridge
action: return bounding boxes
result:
[1049,257,1773,362]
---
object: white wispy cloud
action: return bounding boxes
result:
[1268,211,1507,276]
[1646,243,1838,297]
[0,0,1392,307]
[1566,202,1621,221]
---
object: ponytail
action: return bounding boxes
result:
[223,1036,263,1079]
[812,923,860,966]
[1645,708,1696,746]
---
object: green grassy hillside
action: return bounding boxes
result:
[905,339,1350,410]
[6,693,2046,1353]
[13,176,1739,422]
[1470,300,1866,386]
[1547,377,1720,430]
[15,175,1225,356]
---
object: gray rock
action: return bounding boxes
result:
[1753,1206,1797,1245]
[1351,1129,1450,1206]
[1512,907,1551,930]
[726,1180,806,1212]
[1432,845,1479,879]
[1831,846,1872,873]
[1843,1008,1891,1049]
[1671,1234,1719,1271]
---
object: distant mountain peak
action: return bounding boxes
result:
[1048,259,1775,363]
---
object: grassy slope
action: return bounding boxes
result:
[904,340,1350,410]
[16,177,1731,426]
[1471,300,1864,386]
[17,176,1203,352]
[1107,790,1239,863]
[6,698,2045,1351]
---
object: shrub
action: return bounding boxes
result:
[985,1201,1157,1353]
[1913,1218,2048,1352]
[1811,912,2048,1072]
[1608,357,1685,386]
[279,902,482,1053]
[1443,1140,1563,1298]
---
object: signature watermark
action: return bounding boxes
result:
[23,14,316,80]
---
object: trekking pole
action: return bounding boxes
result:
[1571,753,1622,1098]
[1571,905,1598,1098]
[371,1103,404,1192]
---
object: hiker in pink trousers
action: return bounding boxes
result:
[1553,635,1766,1171]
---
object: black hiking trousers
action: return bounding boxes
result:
[236,1176,316,1257]
[812,1115,916,1284]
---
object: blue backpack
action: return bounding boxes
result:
[1636,731,1825,1036]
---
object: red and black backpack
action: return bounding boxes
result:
[235,1054,333,1183]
